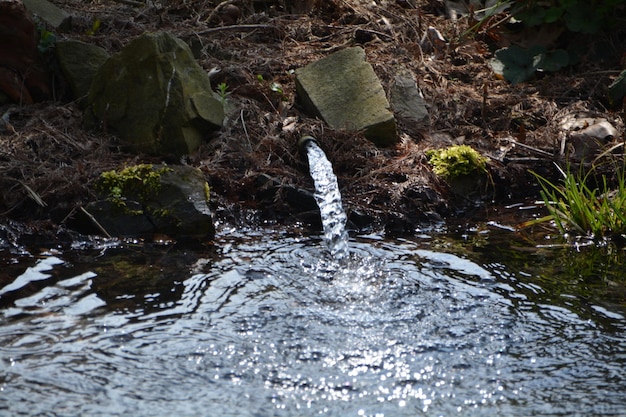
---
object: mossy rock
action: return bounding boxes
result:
[55,40,109,107]
[84,32,224,157]
[427,145,488,179]
[427,145,490,199]
[87,164,214,241]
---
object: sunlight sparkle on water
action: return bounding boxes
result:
[2,230,626,417]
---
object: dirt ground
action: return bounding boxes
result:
[1,0,625,240]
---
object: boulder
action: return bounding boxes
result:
[84,32,224,157]
[0,0,50,104]
[295,47,397,146]
[55,40,109,107]
[87,164,215,241]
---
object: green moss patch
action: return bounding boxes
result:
[97,164,173,213]
[427,145,488,180]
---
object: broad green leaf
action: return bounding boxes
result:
[564,4,602,33]
[538,49,569,72]
[490,45,544,84]
[544,6,564,23]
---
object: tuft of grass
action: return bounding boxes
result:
[530,163,626,239]
[215,82,231,103]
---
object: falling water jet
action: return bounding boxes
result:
[298,135,349,260]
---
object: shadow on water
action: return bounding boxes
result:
[436,222,626,328]
[0,225,625,417]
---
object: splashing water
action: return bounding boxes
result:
[300,136,349,259]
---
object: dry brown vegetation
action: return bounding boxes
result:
[1,0,625,236]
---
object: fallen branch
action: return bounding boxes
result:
[196,24,274,35]
[108,0,144,7]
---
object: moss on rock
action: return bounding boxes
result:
[90,164,214,240]
[97,164,173,215]
[426,145,488,180]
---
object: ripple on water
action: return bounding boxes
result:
[155,236,522,415]
[0,329,59,355]
[1,232,626,417]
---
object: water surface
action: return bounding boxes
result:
[1,228,625,417]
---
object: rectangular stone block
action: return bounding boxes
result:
[295,47,397,146]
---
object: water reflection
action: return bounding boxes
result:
[0,230,625,416]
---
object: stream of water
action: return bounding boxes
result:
[300,136,349,259]
[1,141,626,416]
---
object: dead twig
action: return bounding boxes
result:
[108,0,144,7]
[196,24,274,35]
[204,0,239,23]
[79,206,112,239]
[19,180,47,207]
[504,137,554,158]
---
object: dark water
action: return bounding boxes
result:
[1,227,625,417]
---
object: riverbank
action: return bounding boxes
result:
[1,0,625,243]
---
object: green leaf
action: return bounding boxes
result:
[86,18,102,36]
[538,49,569,72]
[515,7,546,26]
[490,45,544,84]
[564,3,602,33]
[608,69,626,107]
[491,44,572,84]
[37,30,56,53]
[544,6,564,23]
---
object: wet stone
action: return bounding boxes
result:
[86,164,215,241]
[390,71,430,129]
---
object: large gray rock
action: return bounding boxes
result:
[55,40,109,107]
[295,47,397,146]
[84,32,223,157]
[87,164,215,241]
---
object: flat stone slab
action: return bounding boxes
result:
[22,0,71,30]
[295,47,397,146]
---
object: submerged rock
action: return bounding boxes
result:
[84,32,224,157]
[87,164,215,241]
[295,47,398,146]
